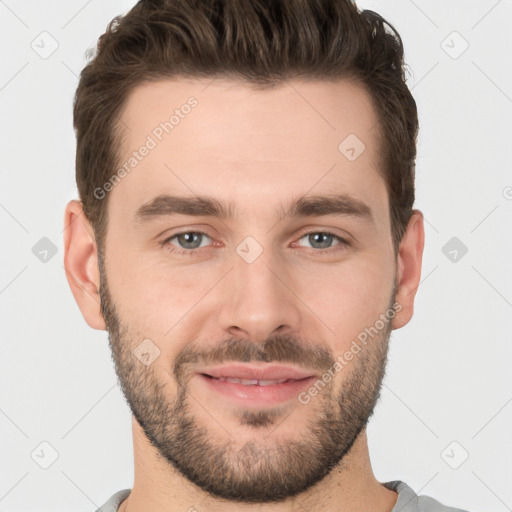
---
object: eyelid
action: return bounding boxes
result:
[161,227,351,256]
[290,231,351,256]
[160,230,213,251]
[293,226,352,244]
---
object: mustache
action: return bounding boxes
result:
[173,335,335,382]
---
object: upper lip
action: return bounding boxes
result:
[197,364,315,381]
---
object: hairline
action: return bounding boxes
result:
[94,73,394,256]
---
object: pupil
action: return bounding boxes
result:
[180,232,201,248]
[177,233,333,250]
[311,233,331,249]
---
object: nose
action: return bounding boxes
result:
[217,243,302,343]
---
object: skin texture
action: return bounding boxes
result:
[63,78,424,511]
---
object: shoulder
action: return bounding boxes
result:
[95,489,131,512]
[383,480,470,512]
[417,495,470,512]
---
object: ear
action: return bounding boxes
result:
[63,200,106,330]
[391,210,425,330]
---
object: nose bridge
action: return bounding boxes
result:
[218,236,301,342]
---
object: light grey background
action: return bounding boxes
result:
[1,1,511,511]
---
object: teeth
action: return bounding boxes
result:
[216,377,289,386]
[258,379,288,386]
[224,378,258,385]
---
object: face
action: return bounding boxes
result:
[97,78,399,502]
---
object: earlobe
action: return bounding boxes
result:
[63,200,107,331]
[391,210,425,330]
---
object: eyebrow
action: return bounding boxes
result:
[132,193,374,225]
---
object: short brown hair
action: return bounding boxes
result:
[73,0,418,255]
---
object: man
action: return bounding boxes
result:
[63,0,469,510]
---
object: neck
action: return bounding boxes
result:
[119,417,398,512]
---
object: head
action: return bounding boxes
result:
[64,0,424,504]
[74,0,418,257]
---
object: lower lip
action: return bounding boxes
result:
[198,374,316,407]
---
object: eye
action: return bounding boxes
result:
[161,231,213,256]
[294,231,349,253]
[160,229,350,257]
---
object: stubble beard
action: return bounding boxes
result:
[98,254,395,503]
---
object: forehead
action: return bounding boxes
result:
[109,77,388,228]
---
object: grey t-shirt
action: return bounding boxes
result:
[95,481,470,511]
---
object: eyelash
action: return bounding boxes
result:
[160,230,350,257]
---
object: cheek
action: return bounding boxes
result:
[294,259,394,345]
[106,236,394,356]
[107,251,219,337]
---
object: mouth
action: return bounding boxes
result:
[195,364,316,407]
[203,376,297,386]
